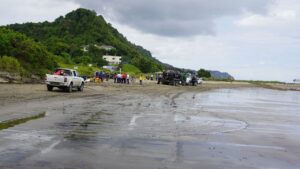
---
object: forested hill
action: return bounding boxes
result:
[5,8,164,73]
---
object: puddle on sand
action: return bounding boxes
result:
[0,112,46,130]
[174,114,248,135]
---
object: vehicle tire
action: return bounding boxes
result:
[67,83,73,93]
[47,85,53,91]
[78,83,84,91]
[172,81,176,86]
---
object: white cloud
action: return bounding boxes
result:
[73,0,272,36]
[237,9,296,27]
[0,0,79,25]
[236,0,298,28]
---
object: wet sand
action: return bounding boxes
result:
[0,81,300,169]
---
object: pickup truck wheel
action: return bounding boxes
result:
[78,83,84,91]
[67,83,73,93]
[47,85,53,91]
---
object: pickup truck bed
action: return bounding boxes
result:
[45,68,84,92]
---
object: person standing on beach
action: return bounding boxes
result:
[106,73,109,81]
[126,74,130,84]
[122,73,127,84]
[117,73,122,83]
[191,76,197,86]
[139,74,144,85]
[157,74,162,84]
[113,73,117,83]
[95,71,99,83]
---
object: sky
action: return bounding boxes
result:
[1,0,299,82]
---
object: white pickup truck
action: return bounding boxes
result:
[45,68,84,92]
[185,75,203,86]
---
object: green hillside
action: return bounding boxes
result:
[5,8,164,73]
[0,28,57,77]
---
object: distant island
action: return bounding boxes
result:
[209,70,234,80]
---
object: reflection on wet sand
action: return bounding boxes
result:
[0,87,300,169]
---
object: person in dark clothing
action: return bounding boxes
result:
[113,73,117,83]
[191,76,197,86]
[157,74,162,84]
[106,73,109,81]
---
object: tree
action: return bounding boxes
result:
[93,56,108,67]
[131,57,154,73]
[73,55,92,65]
[197,69,211,78]
[0,28,57,76]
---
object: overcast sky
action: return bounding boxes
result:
[1,0,299,82]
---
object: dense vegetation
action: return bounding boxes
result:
[121,64,142,75]
[4,8,164,74]
[197,69,211,78]
[0,28,57,76]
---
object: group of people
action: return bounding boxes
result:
[145,74,154,81]
[113,73,131,84]
[95,71,110,82]
[94,71,163,85]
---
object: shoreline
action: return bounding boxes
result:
[1,80,299,107]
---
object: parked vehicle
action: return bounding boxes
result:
[185,73,203,86]
[45,68,84,92]
[293,79,300,84]
[185,74,192,85]
[197,77,203,84]
[161,70,182,86]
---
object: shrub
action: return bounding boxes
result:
[0,28,57,77]
[0,55,26,75]
[122,64,141,75]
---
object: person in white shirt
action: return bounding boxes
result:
[126,74,130,84]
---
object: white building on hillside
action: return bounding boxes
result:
[103,55,122,65]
